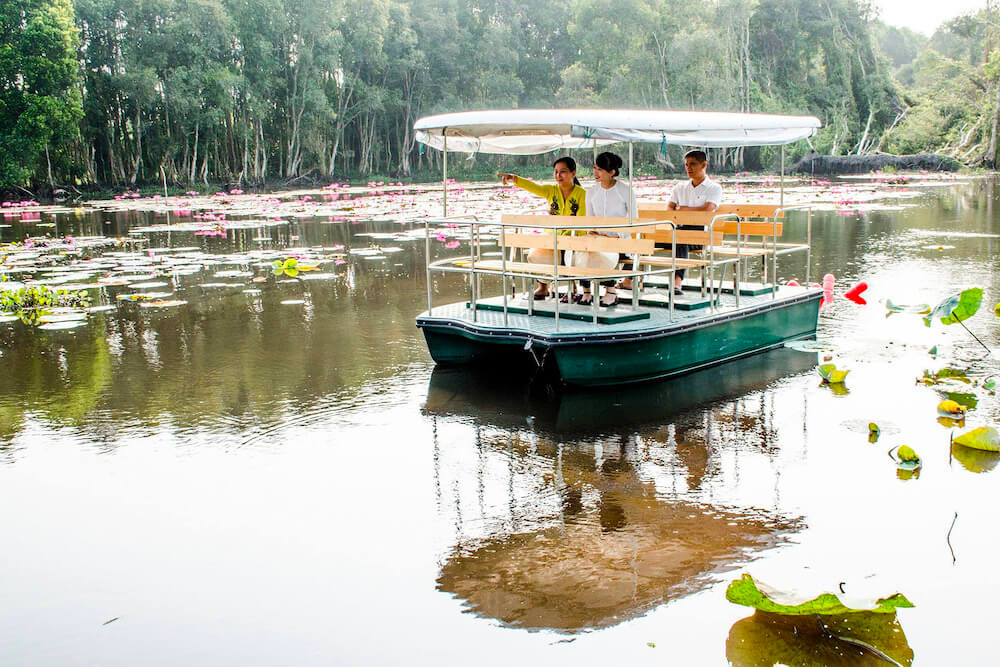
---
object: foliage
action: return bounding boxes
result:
[884,8,1000,165]
[0,284,91,324]
[0,0,84,188]
[817,363,849,384]
[6,0,997,188]
[923,288,983,327]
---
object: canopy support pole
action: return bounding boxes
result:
[779,145,784,210]
[442,132,448,217]
[775,145,784,297]
[629,141,639,307]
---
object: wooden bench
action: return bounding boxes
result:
[471,215,664,317]
[473,215,656,282]
[637,202,810,294]
[637,203,787,255]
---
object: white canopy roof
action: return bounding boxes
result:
[414,108,821,154]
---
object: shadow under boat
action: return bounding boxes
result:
[423,344,818,433]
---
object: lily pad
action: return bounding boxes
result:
[38,312,87,324]
[117,292,173,301]
[817,364,849,384]
[885,299,930,314]
[38,320,88,330]
[953,427,1000,452]
[138,299,187,308]
[924,288,982,327]
[725,574,913,616]
[783,339,835,353]
[937,399,967,417]
[890,445,921,471]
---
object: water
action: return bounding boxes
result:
[1,176,998,665]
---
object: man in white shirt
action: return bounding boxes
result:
[667,150,722,293]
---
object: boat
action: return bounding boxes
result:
[413,109,824,386]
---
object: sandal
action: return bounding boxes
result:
[600,294,618,307]
[578,293,593,306]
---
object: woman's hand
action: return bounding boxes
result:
[498,172,517,186]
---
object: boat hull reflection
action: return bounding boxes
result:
[424,345,818,433]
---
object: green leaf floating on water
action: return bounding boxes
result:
[726,574,914,615]
[953,427,1000,452]
[923,288,983,327]
[817,363,849,384]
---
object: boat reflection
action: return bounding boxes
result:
[424,345,818,434]
[427,352,817,632]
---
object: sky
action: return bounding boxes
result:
[874,0,988,35]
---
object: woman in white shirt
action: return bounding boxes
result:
[578,152,632,307]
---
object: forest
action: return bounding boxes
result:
[1,0,998,191]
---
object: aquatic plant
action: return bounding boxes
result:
[952,427,1000,452]
[817,363,848,384]
[0,285,91,326]
[889,445,921,471]
[924,288,982,327]
[922,288,991,355]
[272,257,318,277]
[937,400,967,418]
[726,574,913,616]
[868,422,880,443]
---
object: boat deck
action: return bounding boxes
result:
[418,284,818,342]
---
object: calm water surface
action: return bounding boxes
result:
[1,176,999,665]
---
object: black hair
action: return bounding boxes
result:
[553,156,581,186]
[595,151,623,177]
[684,149,708,163]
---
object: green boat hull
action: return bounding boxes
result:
[418,291,822,386]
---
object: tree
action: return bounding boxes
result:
[0,0,83,189]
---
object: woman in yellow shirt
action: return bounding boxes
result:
[499,156,586,300]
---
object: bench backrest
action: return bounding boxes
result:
[500,229,655,254]
[715,204,784,218]
[641,227,724,247]
[636,204,783,236]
